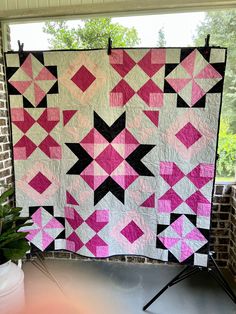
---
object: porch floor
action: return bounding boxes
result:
[23,259,236,314]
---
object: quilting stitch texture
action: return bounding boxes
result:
[5,47,226,266]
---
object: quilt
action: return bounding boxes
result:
[5,47,226,266]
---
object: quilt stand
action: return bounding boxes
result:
[143,251,236,311]
[28,252,64,294]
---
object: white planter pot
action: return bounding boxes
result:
[0,261,25,314]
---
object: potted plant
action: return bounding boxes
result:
[0,187,31,314]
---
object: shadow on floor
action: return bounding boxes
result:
[23,259,236,314]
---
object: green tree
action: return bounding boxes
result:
[194,11,236,179]
[157,27,166,47]
[217,118,236,177]
[194,11,236,133]
[43,18,140,49]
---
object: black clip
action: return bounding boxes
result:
[107,37,112,55]
[17,40,24,56]
[205,34,210,47]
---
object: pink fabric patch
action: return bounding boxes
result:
[34,82,46,105]
[71,65,96,92]
[185,191,211,216]
[64,207,83,229]
[14,135,37,160]
[95,144,123,175]
[171,215,184,237]
[110,80,135,106]
[181,50,196,76]
[197,203,211,217]
[159,237,179,249]
[158,200,172,213]
[11,108,25,121]
[175,122,202,149]
[158,189,183,213]
[196,63,222,79]
[151,49,166,64]
[160,162,185,187]
[21,54,33,78]
[32,207,43,227]
[180,242,194,262]
[14,147,27,160]
[143,110,159,127]
[110,50,135,77]
[66,191,79,206]
[110,92,124,106]
[63,110,77,126]
[160,162,173,175]
[109,50,124,64]
[96,245,109,257]
[67,232,83,252]
[86,210,109,233]
[187,163,214,189]
[42,231,54,250]
[39,135,61,159]
[37,108,59,133]
[200,164,214,178]
[11,109,35,133]
[141,193,155,208]
[149,93,163,107]
[166,78,191,93]
[191,81,205,106]
[35,67,57,81]
[138,50,164,77]
[120,220,144,244]
[9,81,31,94]
[137,80,163,107]
[86,234,108,257]
[28,172,52,194]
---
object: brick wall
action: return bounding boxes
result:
[0,24,13,195]
[211,184,232,267]
[229,185,236,278]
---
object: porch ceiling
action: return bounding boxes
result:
[1,0,236,21]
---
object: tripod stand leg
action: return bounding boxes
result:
[143,266,196,311]
[209,255,236,304]
[209,270,236,303]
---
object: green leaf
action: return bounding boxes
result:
[1,239,30,260]
[0,232,28,248]
[0,188,14,205]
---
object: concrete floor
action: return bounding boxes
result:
[23,259,236,314]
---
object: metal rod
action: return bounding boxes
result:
[171,268,200,286]
[143,254,236,311]
[31,255,65,295]
[143,266,190,311]
[209,255,236,303]
[209,270,236,304]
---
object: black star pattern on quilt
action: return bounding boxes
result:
[66,111,155,205]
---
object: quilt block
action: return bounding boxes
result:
[5,47,226,266]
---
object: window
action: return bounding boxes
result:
[8,10,236,182]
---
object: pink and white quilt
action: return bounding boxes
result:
[5,47,226,266]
